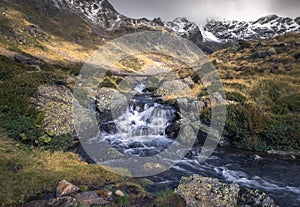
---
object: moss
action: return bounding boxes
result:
[99,78,117,89]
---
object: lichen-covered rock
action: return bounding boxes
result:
[32,84,73,135]
[175,175,278,207]
[175,174,240,207]
[95,88,127,120]
[237,188,278,207]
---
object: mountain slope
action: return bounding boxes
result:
[204,15,300,42]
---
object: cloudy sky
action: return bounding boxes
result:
[108,0,300,25]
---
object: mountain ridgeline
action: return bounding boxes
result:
[1,0,299,55]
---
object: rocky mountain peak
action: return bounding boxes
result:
[204,14,300,42]
[53,0,124,29]
[164,17,203,46]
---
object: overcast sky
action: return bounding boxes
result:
[108,0,300,25]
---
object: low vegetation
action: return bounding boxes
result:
[205,33,300,151]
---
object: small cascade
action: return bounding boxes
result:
[100,84,177,157]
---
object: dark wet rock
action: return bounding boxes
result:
[238,188,278,207]
[100,122,118,134]
[22,196,77,207]
[56,179,80,198]
[165,122,180,138]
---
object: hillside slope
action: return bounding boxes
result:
[206,33,300,151]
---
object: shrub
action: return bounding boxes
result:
[0,114,42,144]
[226,91,247,103]
[0,114,74,150]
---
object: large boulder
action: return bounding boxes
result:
[95,88,128,122]
[31,84,74,135]
[175,175,240,207]
[175,175,277,207]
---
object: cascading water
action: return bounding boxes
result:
[100,83,177,157]
[95,83,300,206]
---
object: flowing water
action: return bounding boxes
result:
[97,83,300,206]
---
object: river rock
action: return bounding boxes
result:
[96,88,127,119]
[175,174,240,207]
[56,179,80,198]
[267,150,300,159]
[31,84,74,135]
[143,162,167,174]
[237,188,278,207]
[165,122,180,138]
[177,125,198,146]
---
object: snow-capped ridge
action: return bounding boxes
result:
[204,14,300,42]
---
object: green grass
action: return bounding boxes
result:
[0,128,133,206]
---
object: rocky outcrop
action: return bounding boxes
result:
[31,84,74,135]
[14,55,44,65]
[25,24,48,40]
[175,174,277,207]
